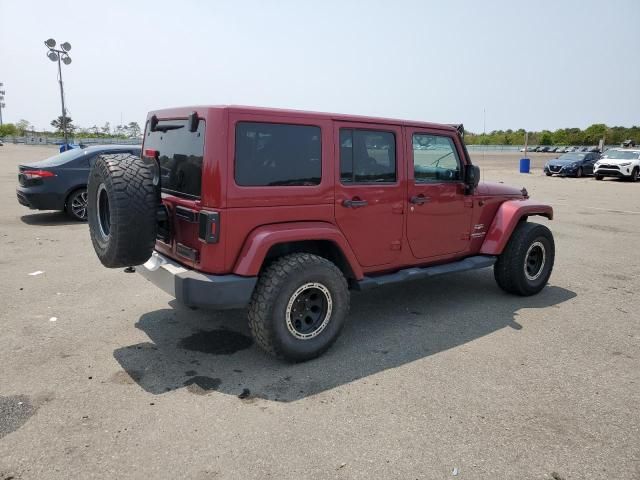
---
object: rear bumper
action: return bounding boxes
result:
[16,187,65,210]
[137,251,257,309]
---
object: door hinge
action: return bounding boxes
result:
[390,240,402,251]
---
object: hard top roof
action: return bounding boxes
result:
[148,105,459,133]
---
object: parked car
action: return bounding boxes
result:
[594,148,640,181]
[16,144,141,221]
[85,106,556,362]
[544,152,600,177]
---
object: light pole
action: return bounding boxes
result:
[44,39,72,146]
[0,83,5,126]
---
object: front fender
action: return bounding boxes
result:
[233,221,364,279]
[480,199,553,255]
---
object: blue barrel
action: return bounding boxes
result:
[519,158,530,173]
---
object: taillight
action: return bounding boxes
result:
[198,211,220,244]
[23,170,56,179]
[143,149,158,159]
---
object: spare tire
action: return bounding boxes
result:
[87,153,159,268]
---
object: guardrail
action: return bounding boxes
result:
[0,136,142,145]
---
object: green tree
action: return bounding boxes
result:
[127,121,141,138]
[583,124,607,144]
[539,131,553,145]
[15,119,33,135]
[0,123,18,136]
[50,115,75,134]
[101,122,111,136]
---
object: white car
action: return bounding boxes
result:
[594,148,640,181]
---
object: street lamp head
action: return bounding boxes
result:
[60,42,72,52]
[62,55,72,65]
[47,51,59,62]
[45,38,56,48]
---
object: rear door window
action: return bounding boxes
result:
[144,119,205,198]
[339,129,396,184]
[235,122,321,186]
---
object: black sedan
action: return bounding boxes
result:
[16,144,141,221]
[544,152,600,177]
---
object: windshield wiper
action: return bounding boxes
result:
[431,151,453,167]
[154,124,184,132]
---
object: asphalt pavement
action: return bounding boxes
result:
[1,145,638,479]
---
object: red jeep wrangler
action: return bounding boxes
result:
[87,106,554,362]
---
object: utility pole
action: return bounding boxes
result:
[0,83,5,126]
[44,39,72,147]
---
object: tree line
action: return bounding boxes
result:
[4,118,639,146]
[0,116,142,139]
[465,124,640,146]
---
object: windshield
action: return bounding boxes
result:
[602,150,640,160]
[558,153,586,161]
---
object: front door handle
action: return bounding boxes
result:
[410,195,430,205]
[342,198,368,208]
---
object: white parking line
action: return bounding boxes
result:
[584,206,640,215]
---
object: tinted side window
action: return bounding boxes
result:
[340,129,396,184]
[235,122,321,186]
[412,134,461,182]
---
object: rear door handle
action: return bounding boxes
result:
[342,198,368,208]
[410,195,430,205]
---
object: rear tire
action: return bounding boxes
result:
[248,253,350,362]
[87,153,159,268]
[494,222,555,296]
[66,188,88,221]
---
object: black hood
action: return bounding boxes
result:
[548,158,578,165]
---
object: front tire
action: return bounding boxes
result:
[248,253,350,362]
[595,174,603,181]
[494,222,555,296]
[575,167,583,178]
[630,167,639,182]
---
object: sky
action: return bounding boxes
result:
[1,0,639,133]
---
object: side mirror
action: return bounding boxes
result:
[465,165,480,191]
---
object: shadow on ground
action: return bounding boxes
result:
[113,269,576,402]
[20,212,82,226]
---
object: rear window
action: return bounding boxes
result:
[144,119,205,198]
[235,122,321,186]
[30,148,87,167]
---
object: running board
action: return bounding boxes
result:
[355,255,497,291]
